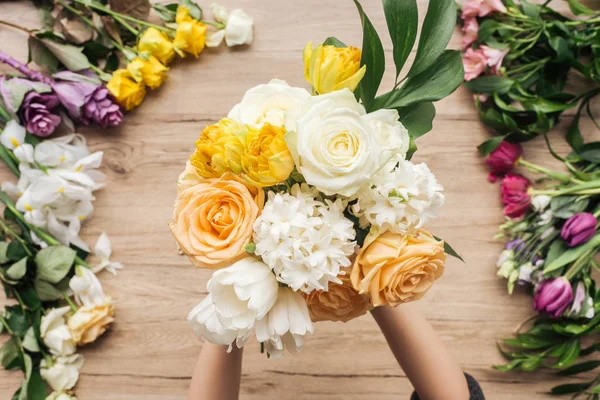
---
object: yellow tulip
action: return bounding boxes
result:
[176,4,193,23]
[241,123,294,187]
[138,27,176,65]
[190,118,247,178]
[127,56,169,89]
[303,42,366,94]
[106,69,146,111]
[173,19,207,57]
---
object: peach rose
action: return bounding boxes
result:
[351,230,446,307]
[170,172,264,269]
[67,303,115,345]
[304,268,372,322]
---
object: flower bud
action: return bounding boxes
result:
[485,141,522,182]
[303,42,366,94]
[500,174,531,219]
[561,212,597,247]
[533,277,573,318]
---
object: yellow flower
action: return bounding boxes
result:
[190,118,247,178]
[127,56,169,89]
[303,42,366,94]
[173,19,207,57]
[106,69,146,111]
[67,302,115,345]
[176,4,193,23]
[138,27,176,65]
[242,123,294,187]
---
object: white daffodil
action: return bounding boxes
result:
[91,232,123,276]
[69,265,109,306]
[40,354,84,392]
[40,307,76,356]
[0,120,26,150]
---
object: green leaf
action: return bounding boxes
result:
[567,0,596,15]
[26,370,47,400]
[6,257,28,280]
[549,37,569,63]
[34,279,63,301]
[0,242,10,264]
[494,358,524,372]
[553,340,580,369]
[520,0,540,18]
[464,76,514,95]
[322,37,347,48]
[545,239,568,268]
[1,337,22,370]
[38,38,90,71]
[376,50,464,109]
[558,360,600,376]
[35,246,76,284]
[397,102,435,138]
[19,287,41,310]
[551,382,592,395]
[579,142,600,163]
[477,19,500,42]
[405,135,417,160]
[28,37,59,72]
[22,327,40,353]
[550,196,589,219]
[382,0,418,78]
[544,235,600,274]
[567,113,584,152]
[7,241,28,262]
[18,353,32,400]
[408,0,456,77]
[181,0,202,20]
[353,0,385,110]
[521,356,543,371]
[477,135,507,156]
[6,308,28,337]
[434,236,464,262]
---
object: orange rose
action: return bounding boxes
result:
[304,268,372,322]
[351,230,446,307]
[170,172,264,269]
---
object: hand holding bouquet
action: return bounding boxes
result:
[171,0,464,358]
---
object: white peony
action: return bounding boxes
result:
[40,354,83,392]
[253,184,356,293]
[284,89,389,197]
[353,157,444,234]
[255,287,314,358]
[40,307,76,356]
[228,79,310,128]
[208,257,279,331]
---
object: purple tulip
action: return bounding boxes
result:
[561,212,597,247]
[533,278,573,318]
[81,87,123,128]
[17,91,62,137]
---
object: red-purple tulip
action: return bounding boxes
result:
[533,278,573,318]
[17,91,62,137]
[500,174,531,219]
[485,141,523,183]
[561,212,597,247]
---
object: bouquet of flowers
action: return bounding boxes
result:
[171,0,464,358]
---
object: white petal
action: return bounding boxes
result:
[0,120,26,150]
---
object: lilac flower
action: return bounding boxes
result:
[17,91,61,137]
[506,239,526,252]
[561,213,597,247]
[51,71,99,119]
[81,87,122,128]
[533,278,573,318]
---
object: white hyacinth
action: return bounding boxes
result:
[253,183,356,293]
[353,157,444,234]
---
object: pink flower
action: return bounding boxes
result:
[485,141,523,182]
[500,173,531,219]
[462,0,507,19]
[533,278,573,318]
[463,48,487,81]
[461,18,479,49]
[481,45,509,74]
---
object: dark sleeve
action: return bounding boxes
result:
[410,373,485,400]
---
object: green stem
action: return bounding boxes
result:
[113,14,140,36]
[88,64,112,81]
[12,289,26,313]
[201,20,225,29]
[62,292,78,312]
[0,316,14,335]
[531,181,600,197]
[518,159,575,184]
[0,219,32,257]
[0,20,31,34]
[565,249,595,280]
[0,104,11,122]
[71,0,172,32]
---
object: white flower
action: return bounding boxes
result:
[541,226,556,240]
[363,109,410,157]
[208,257,279,331]
[0,120,26,150]
[228,79,310,128]
[69,265,109,306]
[353,157,444,234]
[496,249,513,268]
[206,29,225,47]
[91,232,123,276]
[40,307,76,356]
[253,184,356,293]
[532,195,551,212]
[284,89,389,197]
[536,209,553,226]
[46,391,77,400]
[255,287,313,358]
[517,262,533,283]
[225,9,253,46]
[40,354,84,392]
[497,260,516,279]
[209,3,229,23]
[188,294,250,350]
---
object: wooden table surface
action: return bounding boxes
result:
[1,1,596,399]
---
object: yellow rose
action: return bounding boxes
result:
[127,56,169,89]
[190,118,247,178]
[242,123,294,187]
[351,230,446,307]
[303,42,366,94]
[170,173,264,269]
[106,69,146,111]
[67,302,115,345]
[173,19,207,57]
[138,27,176,65]
[304,268,372,323]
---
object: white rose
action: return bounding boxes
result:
[69,265,108,306]
[46,391,77,400]
[40,354,84,392]
[255,287,313,358]
[532,195,551,212]
[228,79,310,128]
[208,257,279,331]
[205,29,225,47]
[363,109,410,157]
[41,307,76,356]
[225,9,253,46]
[284,89,387,197]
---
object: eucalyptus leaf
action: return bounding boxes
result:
[398,102,436,138]
[35,246,76,284]
[6,257,28,281]
[382,0,417,78]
